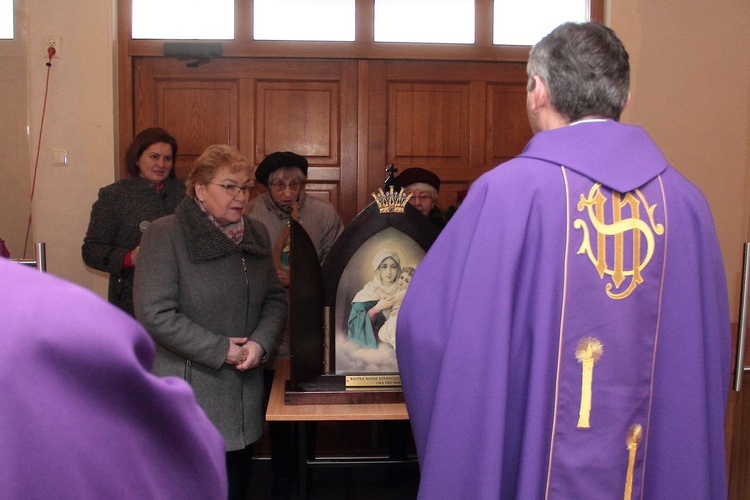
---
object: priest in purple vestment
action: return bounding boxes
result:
[396,22,730,500]
[0,258,227,499]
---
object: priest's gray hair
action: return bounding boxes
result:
[526,22,630,122]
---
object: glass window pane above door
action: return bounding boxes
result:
[494,0,588,46]
[0,0,13,39]
[132,0,234,39]
[253,0,355,41]
[374,0,475,44]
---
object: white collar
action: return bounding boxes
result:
[568,118,610,127]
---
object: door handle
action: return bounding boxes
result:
[733,242,750,392]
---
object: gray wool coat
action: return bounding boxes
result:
[134,198,287,451]
[82,176,185,316]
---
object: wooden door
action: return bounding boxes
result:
[362,59,532,211]
[727,365,750,498]
[728,248,750,500]
[133,57,359,222]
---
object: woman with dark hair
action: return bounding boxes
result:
[82,127,184,315]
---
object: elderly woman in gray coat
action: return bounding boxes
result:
[134,144,286,500]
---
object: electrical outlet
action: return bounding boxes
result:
[46,36,61,58]
[53,148,69,166]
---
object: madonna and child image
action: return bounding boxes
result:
[334,227,424,374]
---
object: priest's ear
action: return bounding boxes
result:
[528,75,549,113]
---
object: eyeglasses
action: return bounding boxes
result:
[270,181,303,193]
[210,182,252,197]
[407,193,433,203]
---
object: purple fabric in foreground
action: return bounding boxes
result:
[397,121,730,499]
[0,259,227,499]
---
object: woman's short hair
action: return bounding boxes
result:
[185,145,251,197]
[267,166,307,186]
[124,127,178,178]
[405,182,439,202]
[526,22,630,122]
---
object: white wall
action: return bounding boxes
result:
[25,0,116,297]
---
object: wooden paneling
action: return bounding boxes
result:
[133,57,533,219]
[487,83,531,166]
[305,183,337,206]
[366,60,531,210]
[727,323,750,500]
[156,81,239,179]
[132,57,359,222]
[255,81,339,164]
[388,83,469,165]
[727,379,750,500]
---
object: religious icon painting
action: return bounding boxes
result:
[285,186,438,403]
[333,226,425,374]
[322,193,438,378]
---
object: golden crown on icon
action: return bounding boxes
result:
[372,186,412,214]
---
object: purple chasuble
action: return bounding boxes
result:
[396,121,730,500]
[0,259,228,499]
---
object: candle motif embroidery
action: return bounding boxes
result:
[624,424,643,500]
[575,337,603,428]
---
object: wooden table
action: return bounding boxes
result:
[266,359,413,498]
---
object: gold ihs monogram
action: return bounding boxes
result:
[574,184,664,299]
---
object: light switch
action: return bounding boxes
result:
[53,148,68,166]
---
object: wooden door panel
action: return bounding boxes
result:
[727,379,750,500]
[155,81,239,179]
[256,82,339,165]
[487,83,532,168]
[306,183,338,206]
[727,322,750,500]
[388,83,469,165]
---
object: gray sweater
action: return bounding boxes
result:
[134,198,287,451]
[246,190,343,263]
